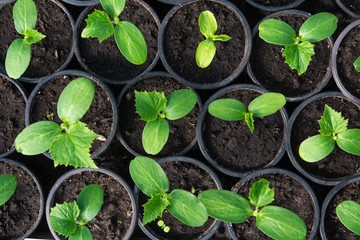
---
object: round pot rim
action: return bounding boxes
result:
[226,167,320,240]
[25,69,118,161]
[0,158,45,240]
[335,0,360,19]
[158,0,252,90]
[74,0,160,85]
[196,83,288,177]
[133,156,223,240]
[116,71,202,158]
[61,0,99,7]
[246,9,334,102]
[0,0,16,5]
[245,0,306,12]
[156,0,192,4]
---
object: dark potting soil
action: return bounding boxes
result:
[231,173,315,240]
[0,0,73,79]
[203,89,285,173]
[0,161,41,240]
[0,77,25,154]
[250,14,331,98]
[251,0,299,7]
[52,171,133,239]
[163,0,246,84]
[78,0,158,83]
[291,97,360,180]
[341,0,360,16]
[30,75,113,153]
[138,160,218,240]
[118,75,200,157]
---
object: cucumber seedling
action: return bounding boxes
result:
[336,200,360,236]
[0,174,17,206]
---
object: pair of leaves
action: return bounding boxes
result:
[0,174,17,206]
[81,0,147,65]
[208,92,286,133]
[336,200,360,236]
[259,12,337,75]
[299,105,360,162]
[129,156,208,227]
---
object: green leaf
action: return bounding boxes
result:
[114,21,147,65]
[69,226,93,240]
[258,19,296,45]
[257,206,307,240]
[354,56,360,72]
[50,201,80,238]
[129,156,169,197]
[299,134,335,162]
[299,12,338,43]
[283,41,315,75]
[142,193,169,225]
[168,189,208,227]
[49,122,98,168]
[199,10,217,38]
[0,174,17,206]
[196,38,216,68]
[249,179,274,208]
[212,35,231,41]
[77,184,103,223]
[336,201,360,236]
[57,78,95,124]
[5,38,31,79]
[135,90,167,122]
[318,105,348,136]
[142,118,169,155]
[100,0,125,18]
[248,93,286,117]
[14,121,62,155]
[23,29,45,44]
[199,190,253,223]
[208,99,246,121]
[13,0,37,34]
[337,129,360,156]
[163,89,197,120]
[81,9,114,43]
[245,112,254,134]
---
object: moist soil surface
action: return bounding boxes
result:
[203,88,285,173]
[231,173,315,240]
[252,0,299,7]
[30,74,113,153]
[52,171,133,240]
[291,96,360,180]
[163,0,246,85]
[340,0,360,16]
[249,13,331,99]
[0,161,41,240]
[0,0,73,79]
[138,160,218,240]
[118,75,199,157]
[0,77,25,155]
[78,0,158,83]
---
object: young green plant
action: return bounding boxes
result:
[81,0,147,65]
[258,12,337,75]
[129,156,208,228]
[336,200,360,236]
[5,0,46,79]
[299,104,360,162]
[0,174,17,206]
[208,92,286,133]
[14,78,99,169]
[135,89,197,155]
[49,184,103,240]
[196,10,231,68]
[199,178,307,240]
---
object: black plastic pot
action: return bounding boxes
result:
[45,167,137,240]
[247,10,333,102]
[60,0,99,6]
[133,156,222,240]
[0,158,44,240]
[226,167,320,240]
[197,84,288,177]
[157,0,192,4]
[335,0,360,19]
[159,0,252,90]
[0,0,15,5]
[245,0,305,12]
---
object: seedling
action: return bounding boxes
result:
[258,12,337,75]
[208,92,286,133]
[5,0,46,79]
[196,10,231,68]
[81,0,147,65]
[299,105,360,162]
[14,78,99,169]
[157,220,170,233]
[0,174,17,206]
[130,156,208,228]
[49,184,103,239]
[336,200,360,236]
[134,89,197,155]
[199,178,307,240]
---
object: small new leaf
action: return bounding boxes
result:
[135,91,167,122]
[142,193,169,225]
[0,174,17,206]
[283,41,315,75]
[212,35,232,41]
[81,9,114,43]
[245,112,254,134]
[249,179,274,208]
[50,201,80,238]
[24,29,46,44]
[318,105,348,136]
